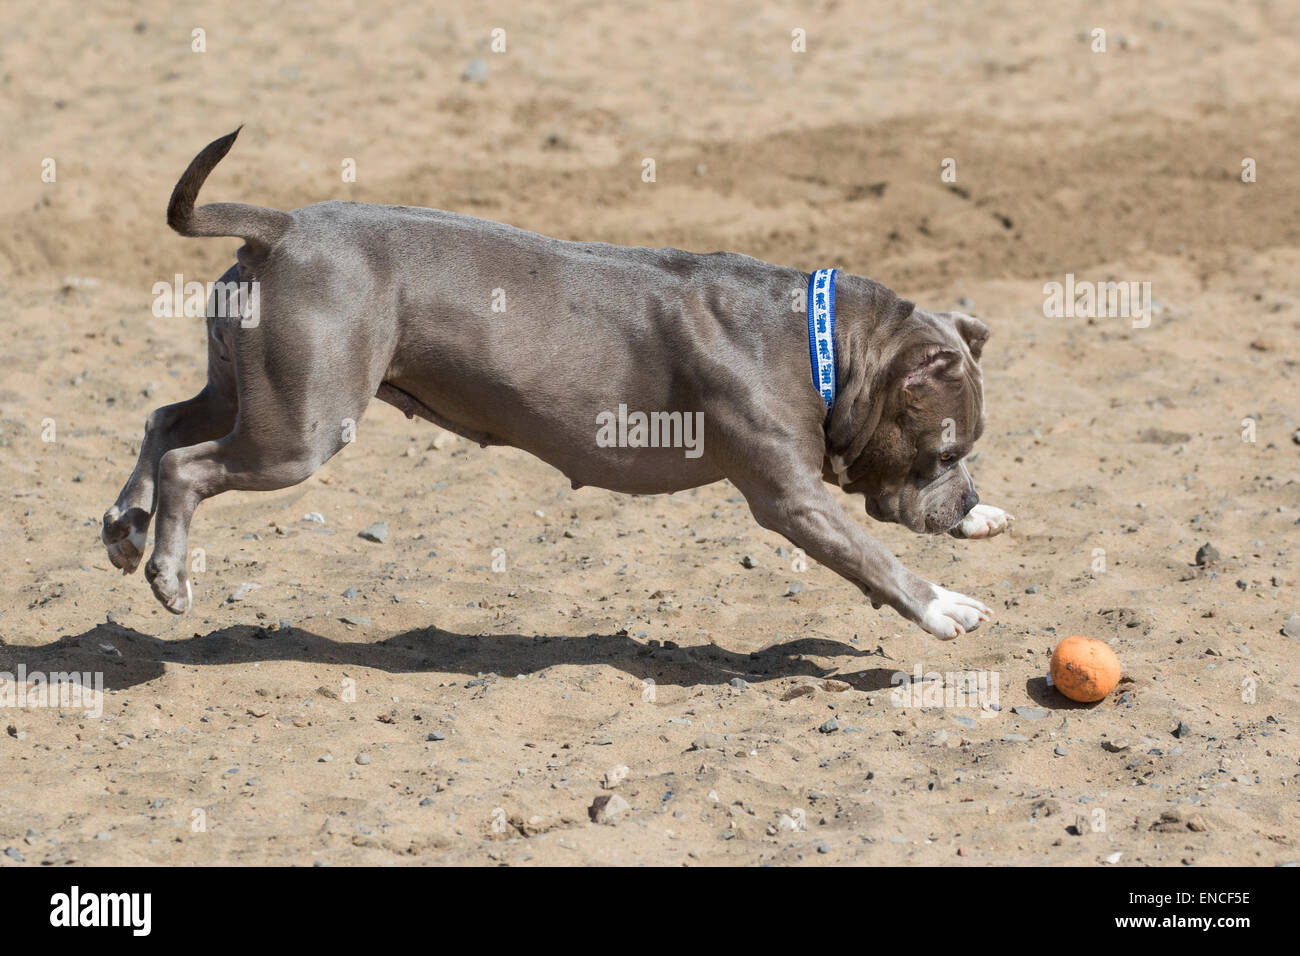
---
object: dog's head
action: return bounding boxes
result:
[839,310,989,534]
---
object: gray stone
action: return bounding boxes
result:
[358,522,388,543]
[589,793,630,824]
[1012,706,1048,720]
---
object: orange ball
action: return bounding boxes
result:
[1050,636,1121,702]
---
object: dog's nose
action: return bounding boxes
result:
[961,488,980,515]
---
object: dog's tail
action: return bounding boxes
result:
[166,127,292,250]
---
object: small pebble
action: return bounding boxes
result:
[226,582,260,603]
[589,793,630,824]
[1012,706,1048,720]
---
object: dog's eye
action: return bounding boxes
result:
[939,452,954,462]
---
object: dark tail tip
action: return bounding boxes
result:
[166,127,245,234]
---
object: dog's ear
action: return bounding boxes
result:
[900,345,962,397]
[950,312,989,362]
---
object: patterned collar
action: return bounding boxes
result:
[806,268,839,419]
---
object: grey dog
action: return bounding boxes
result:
[102,129,1013,638]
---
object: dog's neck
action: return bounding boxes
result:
[822,273,918,483]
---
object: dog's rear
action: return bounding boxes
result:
[104,130,386,614]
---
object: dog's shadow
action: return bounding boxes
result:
[1,622,905,693]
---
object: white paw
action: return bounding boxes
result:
[956,504,1014,539]
[920,586,991,640]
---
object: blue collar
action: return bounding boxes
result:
[807,268,838,418]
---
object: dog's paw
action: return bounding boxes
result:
[144,559,192,615]
[920,586,991,640]
[102,507,150,574]
[952,504,1014,540]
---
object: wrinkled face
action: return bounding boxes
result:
[852,311,989,534]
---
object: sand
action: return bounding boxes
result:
[0,0,1297,865]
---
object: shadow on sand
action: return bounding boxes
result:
[0,622,910,693]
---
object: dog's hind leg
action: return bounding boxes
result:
[101,387,236,573]
[102,273,240,573]
[143,414,359,614]
[142,321,378,613]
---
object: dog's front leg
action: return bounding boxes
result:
[948,503,1015,539]
[738,475,991,640]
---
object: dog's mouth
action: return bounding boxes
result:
[867,497,935,534]
[929,512,966,534]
